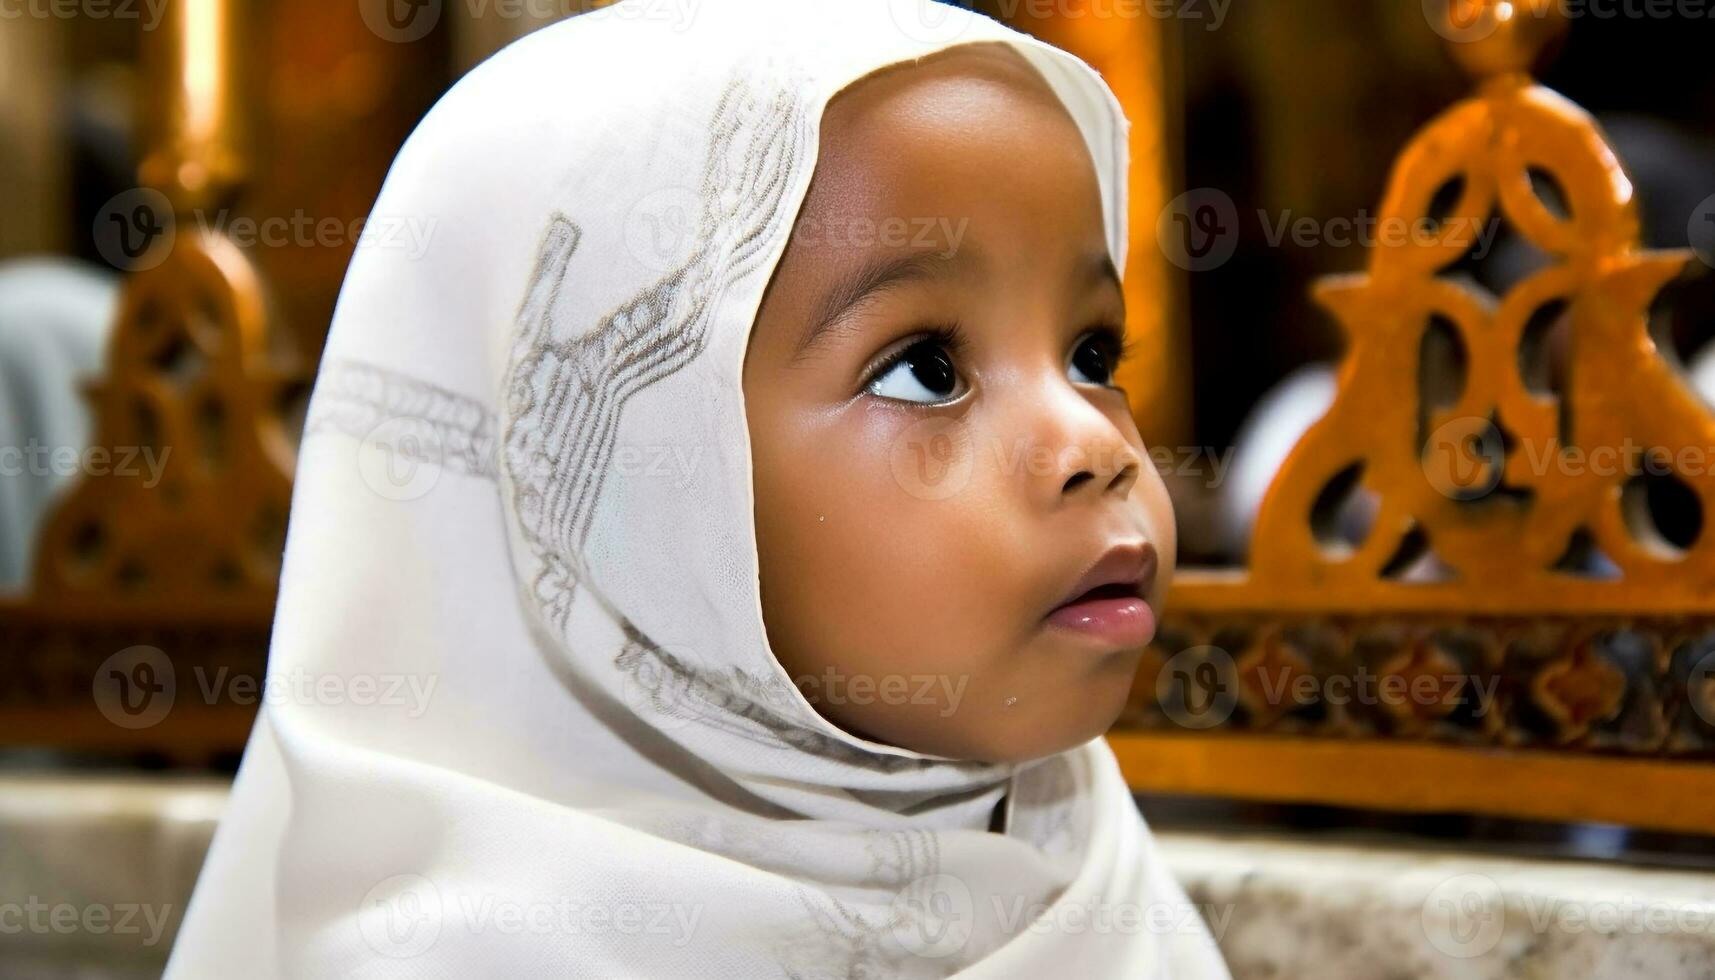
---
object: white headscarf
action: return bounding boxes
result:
[167,0,1229,975]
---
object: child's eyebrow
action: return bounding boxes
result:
[1080,251,1124,298]
[786,246,1121,365]
[790,249,978,365]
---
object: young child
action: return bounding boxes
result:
[167,0,1229,976]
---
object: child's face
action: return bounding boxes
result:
[744,43,1176,764]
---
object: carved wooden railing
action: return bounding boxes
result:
[1112,0,1715,834]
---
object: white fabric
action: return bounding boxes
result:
[167,0,1228,975]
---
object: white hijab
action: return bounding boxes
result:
[167,0,1229,975]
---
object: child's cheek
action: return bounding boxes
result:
[864,405,983,506]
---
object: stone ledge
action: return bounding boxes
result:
[1161,831,1715,979]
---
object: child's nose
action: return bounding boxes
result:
[1017,375,1144,507]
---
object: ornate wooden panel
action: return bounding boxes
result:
[1114,0,1715,834]
[31,228,296,602]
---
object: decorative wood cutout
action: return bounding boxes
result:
[24,0,294,608]
[1249,12,1708,610]
[32,230,295,604]
[1118,0,1715,817]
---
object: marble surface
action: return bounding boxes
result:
[4,774,1715,978]
[1163,831,1715,980]
[0,774,224,977]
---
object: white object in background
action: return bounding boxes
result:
[1219,363,1338,559]
[0,258,118,590]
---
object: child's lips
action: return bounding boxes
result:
[1043,540,1161,649]
[1045,593,1157,649]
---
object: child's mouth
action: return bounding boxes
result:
[1044,544,1159,650]
[1046,588,1157,649]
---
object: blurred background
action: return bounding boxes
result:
[2,0,1713,976]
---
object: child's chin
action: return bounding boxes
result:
[972,724,1120,765]
[818,669,1136,765]
[956,702,1133,765]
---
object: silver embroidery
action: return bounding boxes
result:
[304,357,499,480]
[503,66,812,630]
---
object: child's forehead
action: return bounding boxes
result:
[779,62,1116,316]
[806,92,1091,221]
[795,103,1108,258]
[821,40,1069,131]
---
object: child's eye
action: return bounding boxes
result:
[1068,325,1133,388]
[1068,328,1125,387]
[866,339,966,404]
